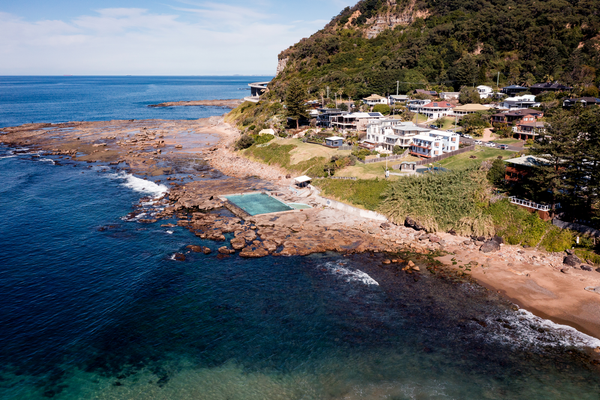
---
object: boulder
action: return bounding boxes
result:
[173,253,186,261]
[561,268,571,274]
[218,246,234,255]
[240,244,269,258]
[405,216,425,231]
[566,249,575,256]
[186,245,204,253]
[202,247,212,255]
[407,260,415,268]
[429,235,441,243]
[480,240,501,253]
[382,259,391,265]
[230,237,246,250]
[580,265,593,272]
[380,222,391,230]
[477,236,486,242]
[492,235,504,245]
[563,255,582,267]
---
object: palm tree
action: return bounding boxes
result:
[318,89,326,108]
[337,88,344,108]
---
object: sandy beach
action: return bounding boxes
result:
[3,116,600,348]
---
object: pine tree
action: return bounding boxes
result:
[285,79,308,129]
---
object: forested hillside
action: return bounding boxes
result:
[270,0,600,98]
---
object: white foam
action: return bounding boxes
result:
[0,155,17,160]
[39,158,56,165]
[107,172,168,197]
[166,230,174,235]
[322,261,379,286]
[479,308,600,350]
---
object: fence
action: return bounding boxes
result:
[391,145,475,168]
[357,153,409,164]
[314,176,358,181]
[553,219,600,238]
[509,196,560,212]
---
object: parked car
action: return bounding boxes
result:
[463,134,473,139]
[475,140,483,145]
[499,144,509,150]
[485,142,496,148]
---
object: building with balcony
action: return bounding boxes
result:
[410,134,444,158]
[245,82,270,103]
[330,112,385,131]
[501,95,540,110]
[513,121,547,140]
[419,101,456,119]
[477,85,494,99]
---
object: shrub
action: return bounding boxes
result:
[251,133,275,145]
[235,134,255,150]
[379,167,494,235]
[373,104,391,115]
[487,159,506,186]
[392,145,403,155]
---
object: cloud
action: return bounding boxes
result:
[0,5,326,75]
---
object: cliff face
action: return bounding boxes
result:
[271,0,600,99]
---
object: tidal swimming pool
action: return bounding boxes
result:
[225,192,294,216]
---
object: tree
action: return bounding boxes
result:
[392,145,404,155]
[452,56,478,90]
[459,87,481,104]
[487,159,506,186]
[373,104,391,115]
[285,79,309,129]
[339,103,349,111]
[459,112,490,137]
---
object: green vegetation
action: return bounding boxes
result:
[226,101,286,134]
[270,0,600,99]
[437,147,514,170]
[285,78,309,129]
[315,178,390,210]
[493,138,522,146]
[486,159,506,186]
[244,142,329,177]
[372,104,391,115]
[379,167,494,235]
[459,112,491,137]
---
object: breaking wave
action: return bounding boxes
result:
[106,172,168,197]
[321,261,379,286]
[477,308,600,350]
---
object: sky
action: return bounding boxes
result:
[0,0,357,75]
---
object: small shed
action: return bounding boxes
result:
[400,162,416,172]
[294,175,312,188]
[325,136,344,148]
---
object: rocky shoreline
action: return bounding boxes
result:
[148,99,244,108]
[3,116,600,350]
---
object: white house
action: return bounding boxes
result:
[501,95,540,110]
[388,94,409,105]
[365,121,430,153]
[440,92,460,100]
[410,134,444,158]
[418,101,456,119]
[362,94,388,106]
[428,130,460,152]
[452,104,492,117]
[331,112,385,131]
[477,85,494,99]
[407,99,431,113]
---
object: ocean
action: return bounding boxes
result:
[1,76,600,399]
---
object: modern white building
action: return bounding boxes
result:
[330,112,385,131]
[410,134,444,158]
[428,130,460,152]
[501,95,540,110]
[477,85,494,99]
[365,121,430,153]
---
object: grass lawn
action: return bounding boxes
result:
[493,138,524,146]
[435,116,459,130]
[413,114,428,124]
[272,138,352,164]
[437,147,516,170]
[335,155,421,179]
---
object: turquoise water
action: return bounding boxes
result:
[289,203,312,210]
[225,193,294,216]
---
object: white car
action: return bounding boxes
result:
[463,134,473,139]
[475,140,483,145]
[487,142,496,148]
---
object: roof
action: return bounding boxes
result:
[453,104,490,112]
[530,82,572,90]
[294,175,312,183]
[412,134,438,142]
[421,101,455,109]
[504,95,537,102]
[564,97,600,103]
[429,129,458,138]
[389,95,409,99]
[518,122,547,128]
[325,136,344,141]
[477,85,493,90]
[504,155,550,167]
[503,85,528,89]
[363,94,386,100]
[441,92,460,95]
